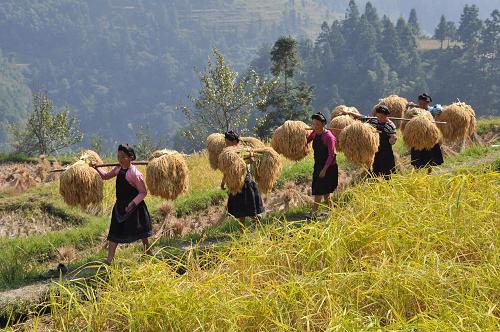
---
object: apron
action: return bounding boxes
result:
[372,130,396,177]
[311,133,338,195]
[108,168,152,243]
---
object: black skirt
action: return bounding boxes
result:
[227,174,264,218]
[372,144,396,177]
[312,163,338,196]
[108,201,153,243]
[411,144,444,169]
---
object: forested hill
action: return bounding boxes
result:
[0,0,334,148]
[315,0,499,32]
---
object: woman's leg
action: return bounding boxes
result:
[238,217,246,233]
[323,194,331,208]
[142,238,152,255]
[312,195,322,217]
[107,241,118,265]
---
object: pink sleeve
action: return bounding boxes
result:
[127,167,147,205]
[307,131,315,143]
[96,166,119,180]
[324,132,337,166]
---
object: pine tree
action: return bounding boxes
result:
[408,8,420,37]
[379,16,401,65]
[458,4,483,48]
[270,36,300,94]
[435,15,447,49]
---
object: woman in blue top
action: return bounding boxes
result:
[407,93,444,172]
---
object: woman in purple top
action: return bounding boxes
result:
[307,112,338,217]
[92,144,152,265]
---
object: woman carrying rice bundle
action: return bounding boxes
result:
[341,106,397,179]
[407,93,444,172]
[221,131,264,232]
[307,112,338,219]
[92,144,152,265]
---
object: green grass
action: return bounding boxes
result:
[38,171,499,331]
[476,117,500,136]
[443,145,495,165]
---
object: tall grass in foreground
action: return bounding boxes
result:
[42,171,499,331]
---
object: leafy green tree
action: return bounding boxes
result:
[7,91,82,155]
[181,49,266,144]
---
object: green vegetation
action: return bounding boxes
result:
[41,170,498,330]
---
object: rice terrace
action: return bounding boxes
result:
[0,0,499,331]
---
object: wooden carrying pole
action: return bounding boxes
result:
[50,160,149,173]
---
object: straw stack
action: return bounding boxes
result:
[271,120,311,161]
[373,95,408,128]
[146,149,189,200]
[436,102,476,143]
[403,115,442,150]
[330,105,359,119]
[59,150,103,208]
[253,147,282,194]
[338,122,380,169]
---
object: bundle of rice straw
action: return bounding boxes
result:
[241,137,266,149]
[206,133,226,170]
[146,149,189,200]
[401,107,432,131]
[59,150,103,208]
[218,146,248,195]
[338,122,380,169]
[330,115,357,143]
[373,95,408,128]
[206,134,265,170]
[253,147,282,194]
[330,105,359,119]
[271,120,311,161]
[403,115,442,150]
[436,102,476,143]
[36,154,51,182]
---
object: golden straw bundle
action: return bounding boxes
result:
[253,147,282,194]
[373,95,408,128]
[218,146,247,195]
[330,105,359,119]
[436,102,475,143]
[403,115,442,150]
[330,115,357,143]
[338,122,380,169]
[271,120,311,161]
[401,107,432,131]
[206,134,264,170]
[59,150,103,208]
[206,133,226,170]
[241,137,265,149]
[146,149,189,200]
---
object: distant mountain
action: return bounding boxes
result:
[0,0,334,149]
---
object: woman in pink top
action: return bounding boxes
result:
[307,112,338,218]
[92,144,152,265]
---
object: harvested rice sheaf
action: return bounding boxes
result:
[146,149,189,200]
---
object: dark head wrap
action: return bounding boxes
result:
[374,105,390,115]
[224,130,240,143]
[311,112,327,124]
[418,93,432,103]
[118,144,136,160]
